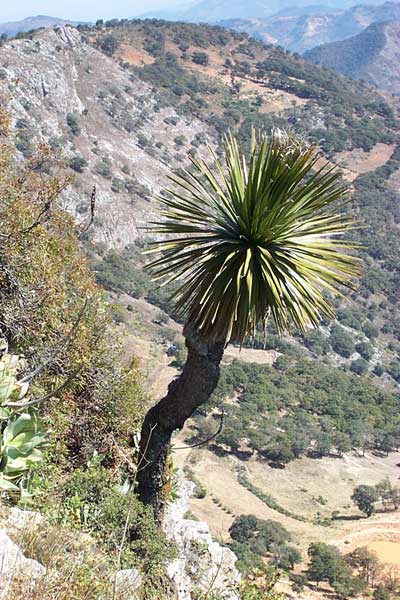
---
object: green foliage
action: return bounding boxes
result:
[302,329,331,355]
[147,130,359,343]
[69,155,88,173]
[351,485,379,517]
[289,573,307,593]
[98,34,119,55]
[94,156,112,179]
[229,514,296,574]
[192,51,209,66]
[240,568,285,599]
[66,113,80,136]
[373,584,391,600]
[0,343,46,499]
[270,544,301,570]
[307,542,351,587]
[0,113,146,481]
[350,358,369,375]
[355,341,373,361]
[330,324,355,358]
[202,358,400,463]
[60,459,175,574]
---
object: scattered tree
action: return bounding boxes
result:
[351,485,379,517]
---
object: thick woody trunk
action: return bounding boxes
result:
[137,325,225,521]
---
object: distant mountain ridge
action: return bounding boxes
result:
[0,15,84,37]
[139,0,384,22]
[218,1,400,52]
[305,20,400,94]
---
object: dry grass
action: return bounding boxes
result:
[1,519,133,600]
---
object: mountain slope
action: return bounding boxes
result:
[305,20,400,94]
[2,20,395,241]
[2,20,400,579]
[1,20,400,382]
[140,0,363,22]
[0,15,83,38]
[219,1,400,52]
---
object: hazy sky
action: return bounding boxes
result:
[0,0,188,22]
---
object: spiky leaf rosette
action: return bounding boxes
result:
[147,130,360,343]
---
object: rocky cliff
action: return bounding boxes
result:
[0,26,213,247]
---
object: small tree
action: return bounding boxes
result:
[334,431,352,457]
[69,155,88,173]
[99,34,119,56]
[350,357,369,375]
[229,514,258,543]
[271,544,301,570]
[192,51,209,66]
[330,324,355,358]
[351,485,379,517]
[137,130,360,518]
[307,543,350,586]
[347,546,381,586]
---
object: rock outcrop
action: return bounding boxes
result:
[0,528,46,595]
[164,474,241,600]
[0,26,213,248]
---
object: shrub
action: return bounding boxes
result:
[192,51,209,66]
[330,324,355,358]
[351,485,379,517]
[350,358,369,375]
[61,460,175,573]
[99,35,119,55]
[69,155,88,173]
[355,341,373,360]
[95,157,113,179]
[66,113,80,136]
[111,177,124,193]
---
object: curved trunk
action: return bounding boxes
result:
[137,325,225,521]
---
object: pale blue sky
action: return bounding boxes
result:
[0,0,188,22]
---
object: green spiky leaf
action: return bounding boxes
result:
[146,130,360,343]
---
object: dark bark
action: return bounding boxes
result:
[137,325,225,521]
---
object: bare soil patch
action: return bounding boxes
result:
[118,43,154,66]
[336,143,395,176]
[369,541,400,566]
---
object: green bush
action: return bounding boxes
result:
[330,324,355,358]
[192,51,209,66]
[61,460,175,573]
[95,157,113,179]
[350,358,369,375]
[69,155,88,173]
